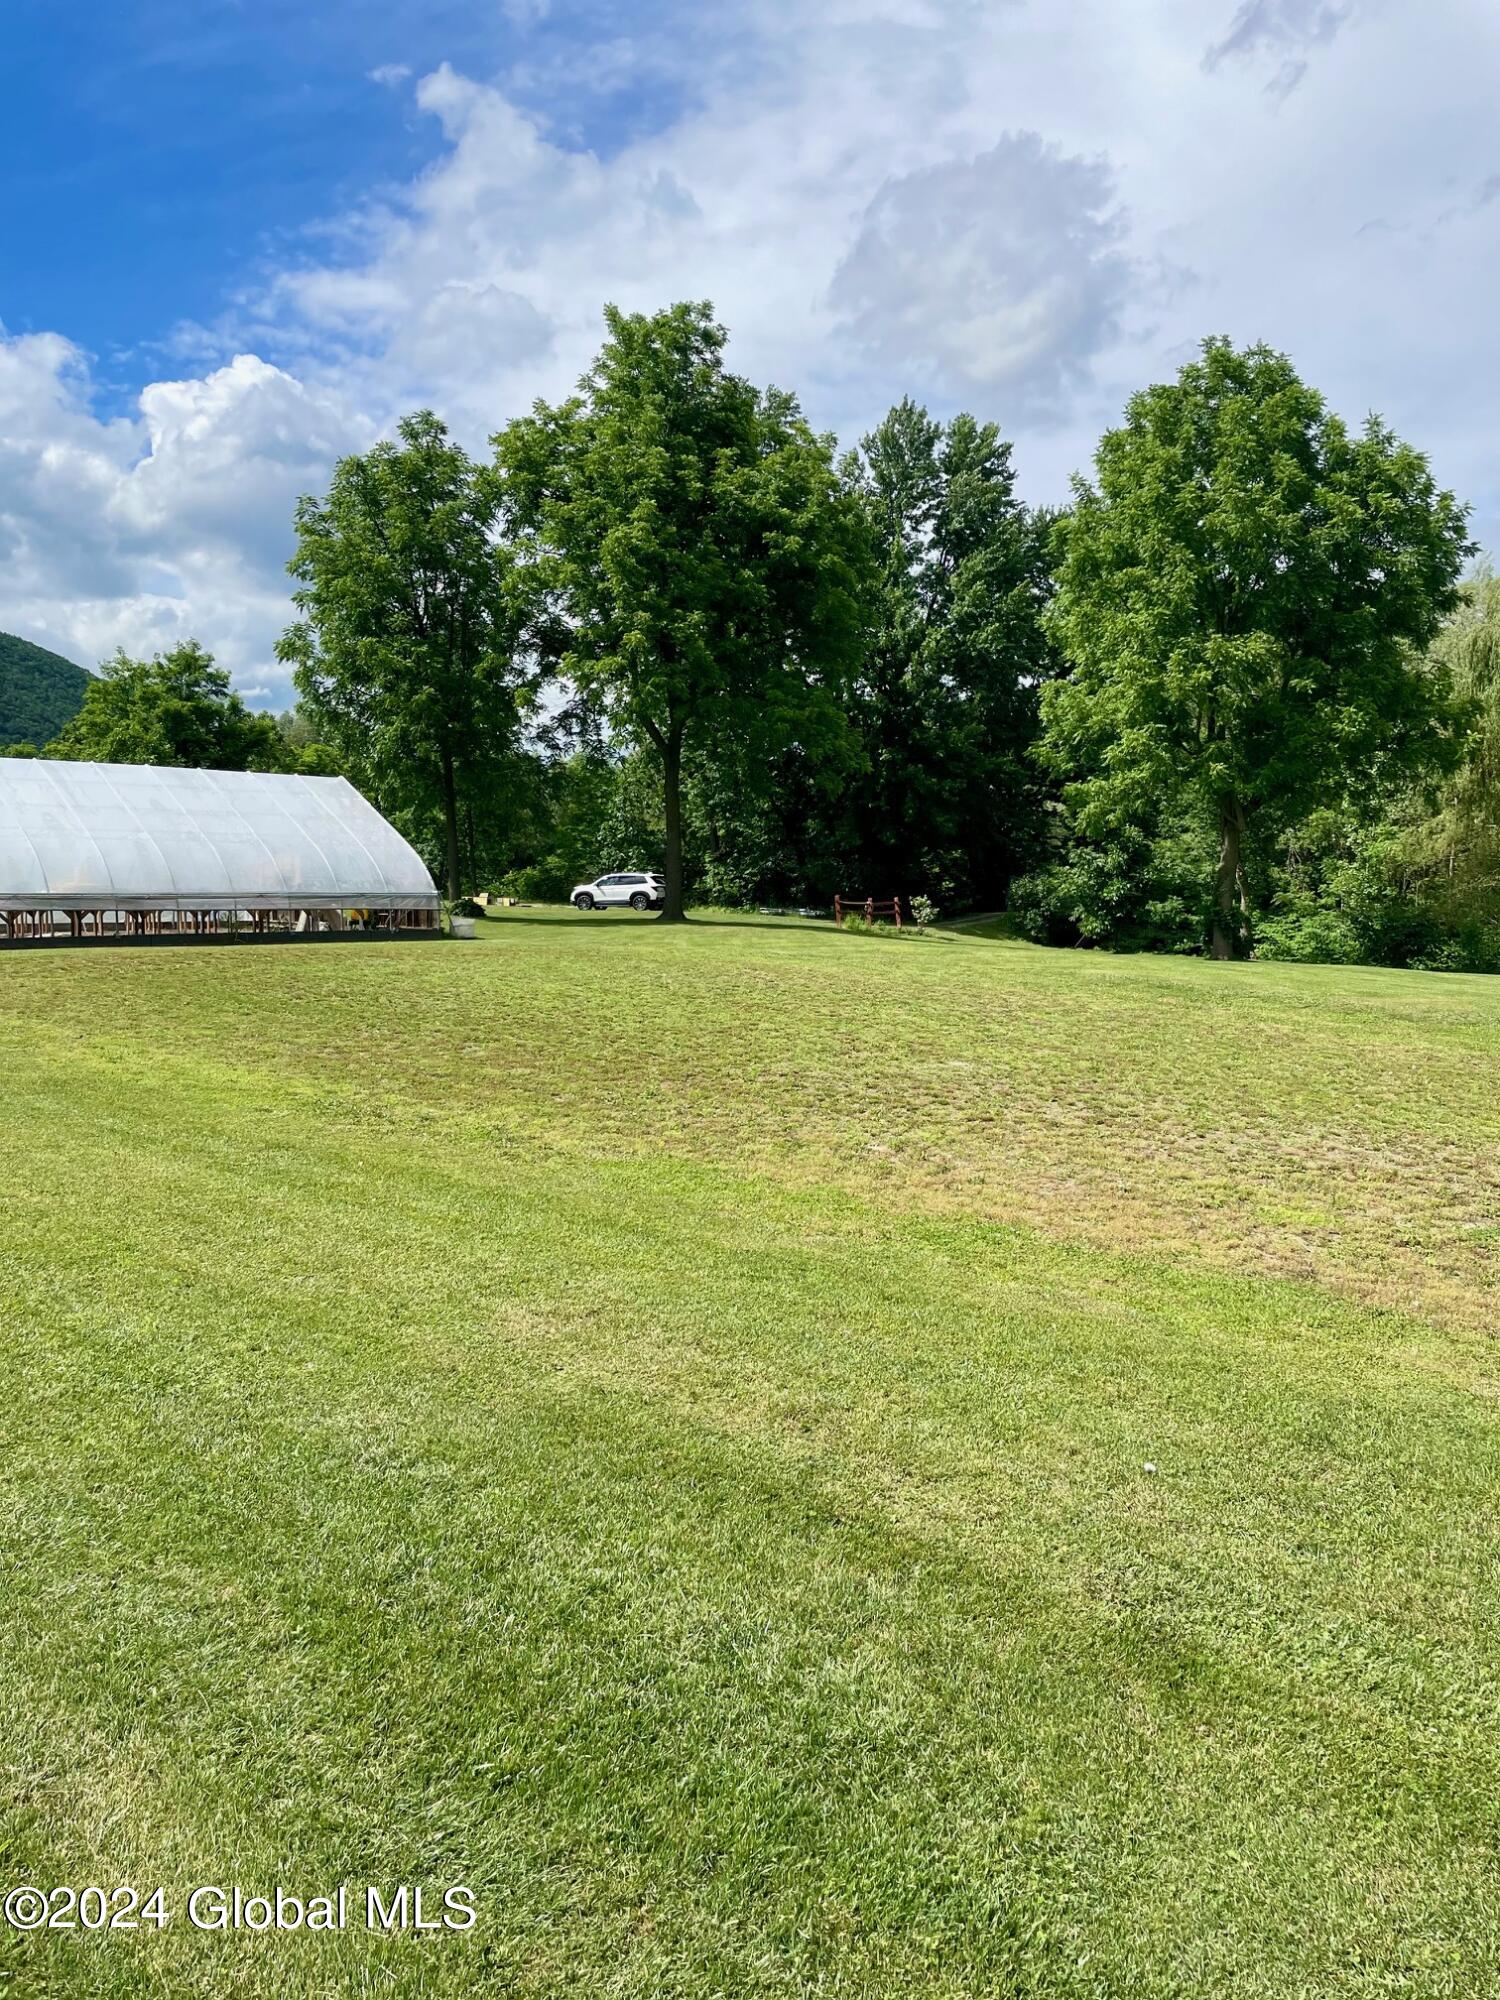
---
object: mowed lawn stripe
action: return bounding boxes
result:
[2,984,1497,1997]
[2,911,1497,1329]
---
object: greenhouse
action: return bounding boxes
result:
[0,759,440,945]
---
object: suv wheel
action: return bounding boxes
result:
[629,892,651,911]
[573,893,594,911]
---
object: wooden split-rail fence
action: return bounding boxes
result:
[833,895,904,928]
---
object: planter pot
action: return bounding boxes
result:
[449,916,477,939]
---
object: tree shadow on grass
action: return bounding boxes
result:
[483,910,837,937]
[481,910,970,944]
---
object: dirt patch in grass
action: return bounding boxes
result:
[4,914,1494,1333]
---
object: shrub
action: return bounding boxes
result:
[1010,823,1213,955]
[1008,868,1084,947]
[1253,898,1362,965]
[1408,919,1500,974]
[841,913,929,939]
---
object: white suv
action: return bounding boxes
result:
[571,871,666,911]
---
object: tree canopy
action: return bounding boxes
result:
[24,305,1472,969]
[845,398,1059,907]
[1038,338,1473,956]
[493,302,872,920]
[1247,563,1500,973]
[278,411,529,898]
[1427,562,1500,877]
[46,641,290,772]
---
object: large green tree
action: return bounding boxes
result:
[278,411,528,898]
[492,303,871,921]
[1040,339,1472,957]
[46,641,290,771]
[1256,562,1500,972]
[847,398,1059,905]
[1423,561,1500,901]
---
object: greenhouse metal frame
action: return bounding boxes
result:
[0,759,441,946]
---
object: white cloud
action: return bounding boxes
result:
[387,280,554,388]
[830,134,1132,417]
[0,336,370,698]
[3,0,1500,703]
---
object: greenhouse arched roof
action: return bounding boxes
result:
[0,759,438,911]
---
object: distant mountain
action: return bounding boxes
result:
[0,632,92,748]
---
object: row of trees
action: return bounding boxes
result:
[277,303,1037,925]
[12,303,1492,965]
[267,302,1075,923]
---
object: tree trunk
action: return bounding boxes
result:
[1211,795,1249,960]
[439,743,462,900]
[659,719,687,922]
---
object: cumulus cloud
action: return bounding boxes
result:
[829,135,1131,418]
[0,333,141,603]
[4,0,1500,698]
[0,333,369,698]
[386,281,554,387]
[121,357,370,569]
[249,27,1158,451]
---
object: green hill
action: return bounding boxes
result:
[0,630,92,748]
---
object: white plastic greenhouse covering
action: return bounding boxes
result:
[0,760,439,912]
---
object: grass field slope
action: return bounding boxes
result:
[2,911,1498,1997]
[0,631,91,748]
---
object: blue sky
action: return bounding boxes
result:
[1,0,692,375]
[2,0,1498,704]
[5,2,444,363]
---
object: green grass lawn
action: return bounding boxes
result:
[2,912,1497,1997]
